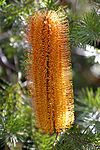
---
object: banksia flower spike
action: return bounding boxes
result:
[26,10,74,134]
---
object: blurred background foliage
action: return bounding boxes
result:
[0,0,100,149]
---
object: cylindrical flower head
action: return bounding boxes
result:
[26,10,74,134]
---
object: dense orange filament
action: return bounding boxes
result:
[26,10,74,133]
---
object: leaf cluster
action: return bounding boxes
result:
[70,10,100,48]
[75,88,100,134]
[55,125,100,150]
[0,79,34,149]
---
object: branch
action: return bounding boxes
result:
[0,48,17,73]
[0,31,12,41]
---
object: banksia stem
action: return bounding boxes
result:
[26,10,74,134]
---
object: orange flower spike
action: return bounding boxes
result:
[26,10,74,134]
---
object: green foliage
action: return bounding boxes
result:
[32,131,55,150]
[80,88,100,110]
[55,126,100,150]
[70,10,100,47]
[75,88,100,134]
[0,0,6,6]
[0,80,34,148]
[93,0,100,3]
[38,0,58,10]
